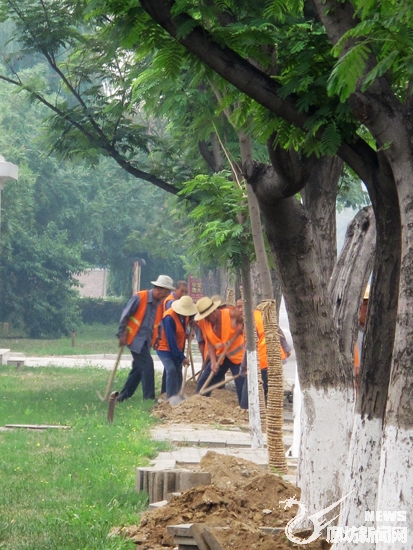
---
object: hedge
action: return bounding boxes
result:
[78,297,124,325]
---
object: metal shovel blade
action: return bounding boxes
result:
[168,393,188,407]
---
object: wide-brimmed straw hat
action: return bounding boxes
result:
[172,295,198,316]
[195,296,221,321]
[150,274,175,291]
[210,294,227,306]
[363,284,370,300]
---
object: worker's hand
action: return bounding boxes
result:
[182,357,189,367]
[153,337,161,350]
[211,362,219,375]
[118,334,127,346]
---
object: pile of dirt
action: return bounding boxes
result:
[199,450,266,489]
[152,381,249,426]
[110,452,329,550]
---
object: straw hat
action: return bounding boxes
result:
[172,295,198,316]
[210,294,226,306]
[195,296,221,321]
[363,284,370,300]
[150,274,175,291]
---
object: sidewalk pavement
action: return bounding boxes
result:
[11,354,295,391]
[149,423,297,485]
[12,354,187,373]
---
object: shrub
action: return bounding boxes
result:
[78,297,124,325]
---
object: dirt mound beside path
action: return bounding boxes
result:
[110,452,330,550]
[152,380,249,426]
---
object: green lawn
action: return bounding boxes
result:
[0,324,119,356]
[0,365,167,550]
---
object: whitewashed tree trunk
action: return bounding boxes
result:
[246,350,262,449]
[376,168,413,550]
[298,386,354,519]
[240,258,263,448]
[332,415,383,550]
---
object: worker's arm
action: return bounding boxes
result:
[208,341,219,374]
[117,294,140,345]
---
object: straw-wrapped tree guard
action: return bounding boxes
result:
[257,300,288,474]
[255,328,267,432]
[226,288,235,306]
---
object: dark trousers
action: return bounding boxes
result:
[240,367,268,410]
[157,352,182,398]
[196,357,243,405]
[119,344,155,401]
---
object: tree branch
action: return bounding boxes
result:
[0,73,189,199]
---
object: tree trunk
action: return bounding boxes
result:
[302,156,341,279]
[332,159,400,550]
[240,257,263,448]
[375,158,413,549]
[250,263,282,313]
[249,161,354,517]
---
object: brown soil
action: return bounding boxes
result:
[110,452,330,550]
[109,376,330,549]
[152,380,249,426]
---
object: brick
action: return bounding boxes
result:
[178,472,211,492]
[148,500,168,510]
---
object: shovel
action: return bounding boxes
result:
[199,373,241,395]
[97,345,124,402]
[169,361,189,407]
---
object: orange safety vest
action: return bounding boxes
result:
[200,308,245,364]
[254,310,286,369]
[163,292,176,313]
[195,320,209,360]
[125,290,163,347]
[158,308,188,353]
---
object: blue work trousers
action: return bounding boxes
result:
[240,367,268,410]
[196,357,243,405]
[157,351,182,398]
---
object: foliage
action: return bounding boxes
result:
[0,224,84,338]
[337,167,370,212]
[328,0,413,101]
[0,365,165,550]
[78,297,124,325]
[178,171,252,271]
[0,69,187,335]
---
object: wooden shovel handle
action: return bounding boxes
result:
[199,374,241,395]
[102,346,124,401]
[199,370,215,394]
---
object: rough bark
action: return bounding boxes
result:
[238,132,274,300]
[250,263,282,313]
[329,206,376,366]
[302,156,342,279]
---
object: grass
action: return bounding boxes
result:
[0,365,168,550]
[0,324,120,356]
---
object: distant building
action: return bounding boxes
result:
[76,268,108,298]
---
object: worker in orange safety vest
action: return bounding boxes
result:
[235,299,292,410]
[157,295,198,399]
[116,275,175,402]
[195,296,245,405]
